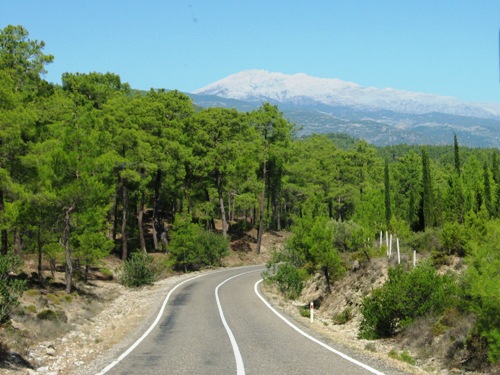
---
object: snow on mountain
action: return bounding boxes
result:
[193,70,500,119]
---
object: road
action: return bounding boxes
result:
[97,266,408,375]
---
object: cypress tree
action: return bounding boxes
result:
[422,148,433,229]
[384,159,391,229]
[453,133,461,176]
[484,163,492,216]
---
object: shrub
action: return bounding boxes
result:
[267,263,307,300]
[168,213,229,271]
[120,253,156,288]
[440,221,467,256]
[0,254,26,324]
[359,263,459,339]
[333,307,353,325]
[465,224,500,364]
[406,228,441,254]
[37,309,58,321]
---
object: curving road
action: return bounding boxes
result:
[96,266,408,375]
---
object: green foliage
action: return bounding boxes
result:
[266,262,308,300]
[333,307,353,325]
[359,263,459,339]
[465,221,500,363]
[168,213,229,271]
[3,25,500,366]
[0,254,26,324]
[389,349,416,365]
[120,253,156,288]
[36,309,58,321]
[332,220,369,253]
[440,221,467,256]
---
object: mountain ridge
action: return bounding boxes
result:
[193,70,500,119]
[190,70,500,147]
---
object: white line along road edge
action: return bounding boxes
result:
[254,279,387,375]
[95,273,206,375]
[215,271,261,375]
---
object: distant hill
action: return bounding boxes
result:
[189,70,500,147]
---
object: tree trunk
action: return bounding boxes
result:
[205,189,216,230]
[112,173,121,243]
[112,190,119,242]
[121,183,128,260]
[13,229,21,254]
[64,205,75,294]
[152,169,162,251]
[217,172,228,237]
[137,191,147,253]
[37,221,44,284]
[256,161,266,254]
[0,189,7,255]
[323,266,332,293]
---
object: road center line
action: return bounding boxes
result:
[215,270,261,375]
[254,279,386,375]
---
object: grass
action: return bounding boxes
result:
[332,307,353,325]
[389,349,416,365]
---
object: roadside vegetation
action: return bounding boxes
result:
[1,24,500,373]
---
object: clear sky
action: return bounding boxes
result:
[1,1,499,103]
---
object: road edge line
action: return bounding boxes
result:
[254,279,386,375]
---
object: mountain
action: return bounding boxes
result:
[191,70,500,147]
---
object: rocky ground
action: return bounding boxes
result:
[0,231,496,375]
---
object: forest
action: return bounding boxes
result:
[1,25,500,368]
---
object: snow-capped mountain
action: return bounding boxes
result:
[194,70,500,119]
[191,70,500,147]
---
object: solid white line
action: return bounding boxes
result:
[215,270,261,375]
[95,273,206,375]
[254,279,386,375]
[95,266,262,375]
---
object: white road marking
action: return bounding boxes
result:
[95,273,206,375]
[254,279,387,375]
[95,266,262,375]
[215,269,261,375]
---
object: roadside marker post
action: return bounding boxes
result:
[310,302,314,323]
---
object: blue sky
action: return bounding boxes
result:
[1,1,499,103]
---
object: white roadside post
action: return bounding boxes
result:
[310,302,314,323]
[389,234,392,258]
[413,250,417,267]
[397,238,401,264]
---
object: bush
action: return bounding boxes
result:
[120,253,156,288]
[333,307,353,325]
[440,222,467,256]
[359,263,459,339]
[37,309,58,321]
[406,227,441,254]
[267,263,308,300]
[168,213,229,271]
[465,223,500,364]
[0,254,26,324]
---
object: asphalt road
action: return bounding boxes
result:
[97,266,408,375]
